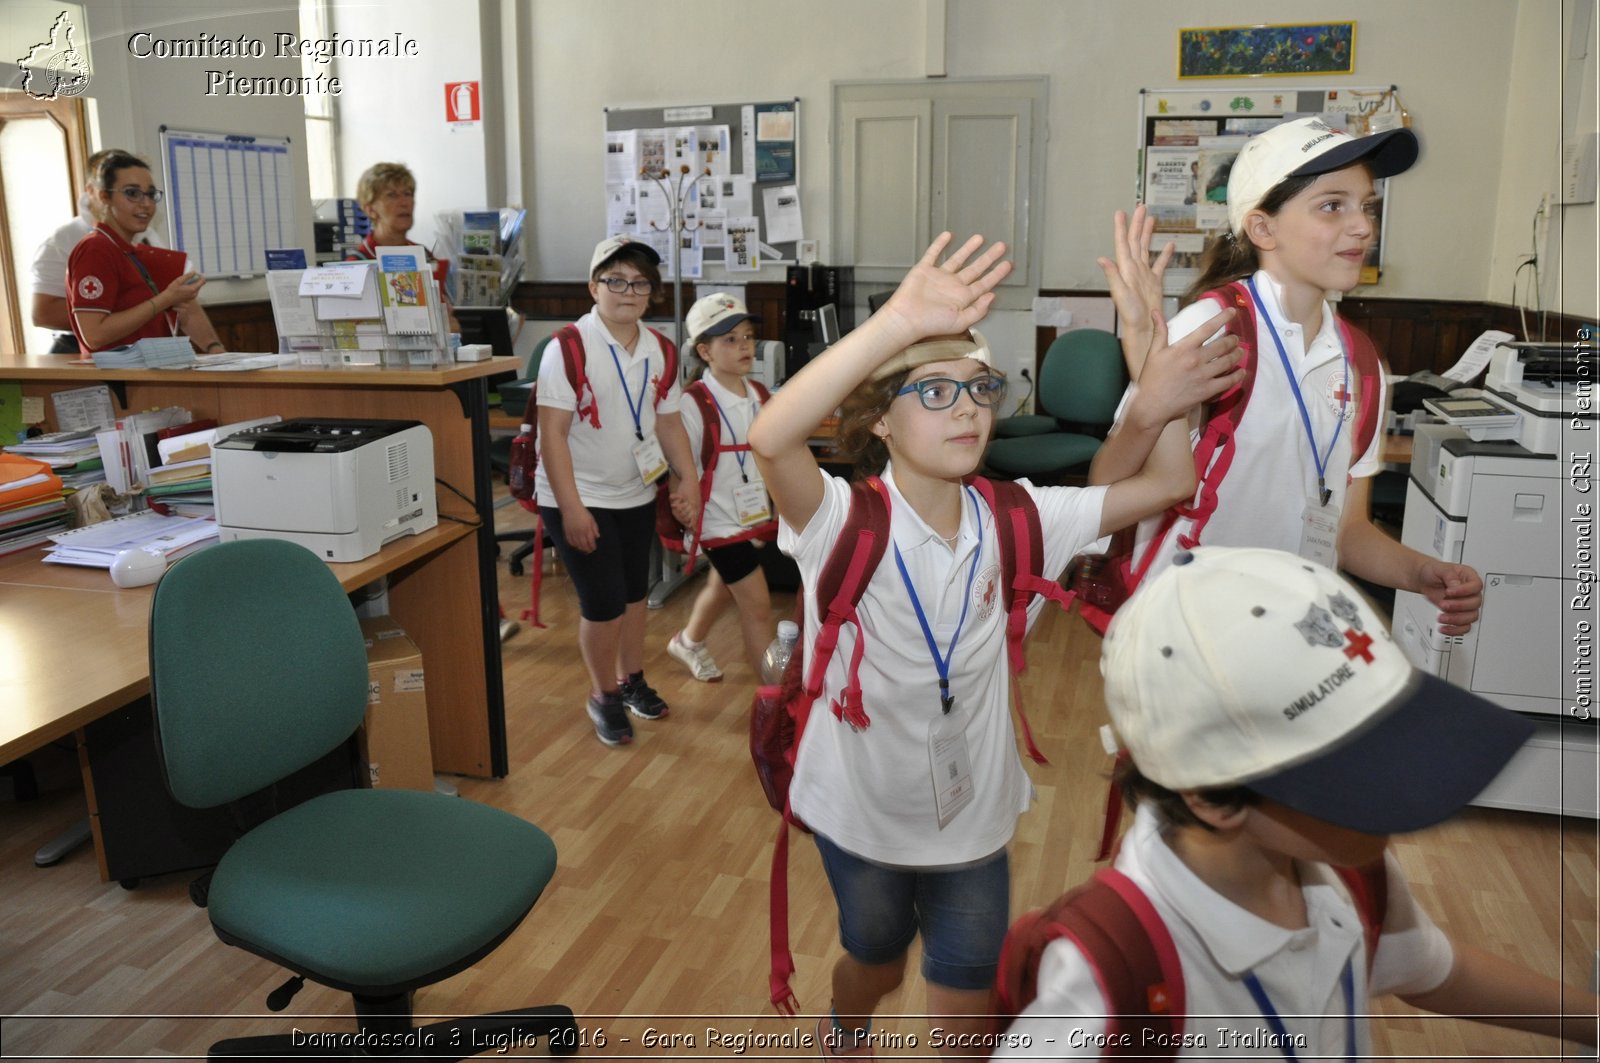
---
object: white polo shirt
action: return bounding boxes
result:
[1130,270,1387,582]
[533,308,684,510]
[996,803,1454,1059]
[678,373,768,542]
[777,464,1107,867]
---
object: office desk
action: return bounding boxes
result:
[0,354,519,779]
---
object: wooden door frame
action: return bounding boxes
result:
[0,92,89,353]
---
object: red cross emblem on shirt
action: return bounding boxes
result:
[1331,380,1353,404]
[1343,628,1375,663]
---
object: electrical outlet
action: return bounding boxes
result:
[1019,368,1033,380]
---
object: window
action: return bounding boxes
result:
[300,0,337,201]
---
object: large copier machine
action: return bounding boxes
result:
[1392,344,1596,817]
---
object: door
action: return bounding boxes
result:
[0,92,88,354]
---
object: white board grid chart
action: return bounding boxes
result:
[161,127,297,277]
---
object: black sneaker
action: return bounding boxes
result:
[586,692,633,747]
[618,673,669,721]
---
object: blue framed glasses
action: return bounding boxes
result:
[896,373,1007,411]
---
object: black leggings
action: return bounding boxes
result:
[539,501,656,622]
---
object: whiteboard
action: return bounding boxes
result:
[159,127,297,277]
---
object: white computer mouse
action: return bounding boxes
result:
[109,547,168,588]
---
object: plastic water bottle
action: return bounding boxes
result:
[760,620,800,684]
[507,423,536,501]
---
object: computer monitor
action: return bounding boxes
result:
[454,306,515,358]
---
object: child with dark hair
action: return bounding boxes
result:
[996,545,1597,1058]
[534,235,700,747]
[1094,118,1482,638]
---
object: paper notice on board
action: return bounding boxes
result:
[1145,146,1199,209]
[762,184,803,245]
[635,181,671,236]
[669,127,699,171]
[753,103,796,182]
[697,125,731,175]
[725,216,760,272]
[606,131,638,184]
[606,182,637,236]
[721,175,753,217]
[637,128,667,178]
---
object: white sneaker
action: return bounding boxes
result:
[668,632,723,682]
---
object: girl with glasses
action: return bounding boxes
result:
[65,151,225,356]
[746,233,1242,1058]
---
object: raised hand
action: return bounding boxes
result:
[878,233,1013,347]
[1125,308,1245,429]
[1097,206,1173,378]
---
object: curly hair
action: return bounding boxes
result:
[833,370,907,478]
[355,162,416,212]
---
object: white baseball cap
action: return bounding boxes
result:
[869,329,995,382]
[1101,546,1531,833]
[1227,116,1420,234]
[589,234,661,276]
[686,293,761,341]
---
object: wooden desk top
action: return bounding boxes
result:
[0,522,471,764]
[0,353,518,388]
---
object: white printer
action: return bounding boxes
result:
[213,418,438,562]
[1392,345,1596,817]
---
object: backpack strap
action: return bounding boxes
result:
[993,869,1185,1057]
[553,324,600,429]
[1333,859,1388,972]
[767,479,890,1014]
[1336,318,1386,463]
[647,328,679,408]
[969,477,1074,765]
[666,382,723,575]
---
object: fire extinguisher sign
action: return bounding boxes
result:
[445,81,480,124]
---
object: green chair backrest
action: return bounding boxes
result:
[149,539,369,809]
[525,334,555,381]
[1037,328,1129,427]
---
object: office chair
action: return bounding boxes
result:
[492,334,555,577]
[149,539,576,1058]
[985,328,1128,482]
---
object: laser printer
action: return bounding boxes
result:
[1391,344,1596,817]
[213,418,437,562]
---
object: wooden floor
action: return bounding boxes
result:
[2,501,1597,1059]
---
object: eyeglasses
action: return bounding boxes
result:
[599,276,653,295]
[117,186,164,204]
[896,373,1008,411]
[715,331,757,347]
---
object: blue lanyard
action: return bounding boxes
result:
[1240,956,1355,1063]
[607,343,651,440]
[706,386,751,482]
[1245,277,1350,507]
[891,486,983,716]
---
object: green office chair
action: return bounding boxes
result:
[985,328,1129,482]
[149,538,576,1058]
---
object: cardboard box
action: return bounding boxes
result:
[358,616,434,791]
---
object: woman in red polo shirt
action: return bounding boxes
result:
[66,151,225,355]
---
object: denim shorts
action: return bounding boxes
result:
[813,833,1011,991]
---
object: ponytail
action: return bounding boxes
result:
[1179,172,1321,308]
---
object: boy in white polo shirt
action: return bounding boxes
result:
[534,235,700,747]
[996,546,1598,1058]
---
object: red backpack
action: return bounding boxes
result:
[655,378,777,575]
[1075,282,1385,635]
[991,859,1389,1057]
[509,323,678,626]
[751,474,1075,1014]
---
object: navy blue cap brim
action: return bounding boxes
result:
[702,312,761,337]
[1247,670,1534,834]
[1290,127,1419,182]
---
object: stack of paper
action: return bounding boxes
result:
[0,454,68,557]
[143,415,282,518]
[4,430,105,491]
[91,336,197,369]
[43,510,218,568]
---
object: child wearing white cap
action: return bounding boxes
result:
[747,234,1242,1058]
[1094,117,1483,638]
[665,292,774,680]
[995,545,1597,1058]
[533,234,700,747]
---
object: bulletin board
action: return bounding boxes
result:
[159,127,298,278]
[1135,85,1406,292]
[602,98,802,277]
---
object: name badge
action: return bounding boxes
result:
[732,480,771,526]
[928,715,975,830]
[1299,500,1341,569]
[632,435,669,485]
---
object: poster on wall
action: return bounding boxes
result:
[1136,87,1405,291]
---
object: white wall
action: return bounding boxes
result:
[330,0,489,253]
[6,0,319,307]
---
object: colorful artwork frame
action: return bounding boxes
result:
[1179,23,1356,79]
